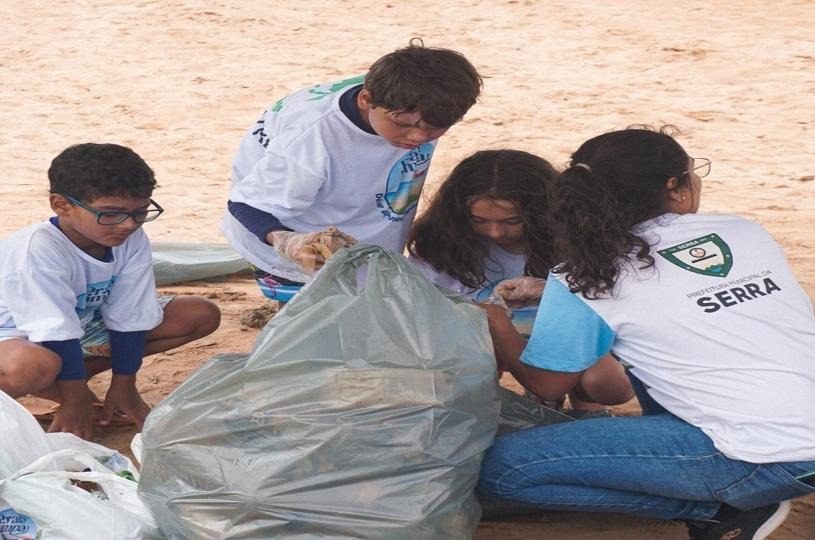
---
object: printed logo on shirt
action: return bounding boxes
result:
[0,506,39,539]
[306,75,365,102]
[658,234,733,278]
[686,269,780,313]
[375,143,435,222]
[75,278,115,318]
[253,76,366,148]
[251,118,271,148]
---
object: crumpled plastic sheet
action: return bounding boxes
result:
[151,242,249,286]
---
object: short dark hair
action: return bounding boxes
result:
[408,149,558,288]
[48,143,156,201]
[364,38,483,129]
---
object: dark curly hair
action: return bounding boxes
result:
[48,143,156,201]
[407,149,558,289]
[549,126,690,298]
[364,38,483,129]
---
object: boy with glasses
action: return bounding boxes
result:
[0,143,221,441]
[223,39,483,301]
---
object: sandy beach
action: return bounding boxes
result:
[3,1,814,538]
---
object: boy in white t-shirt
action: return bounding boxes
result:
[0,143,221,441]
[223,39,483,301]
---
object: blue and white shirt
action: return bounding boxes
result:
[0,220,163,342]
[223,76,437,282]
[410,242,527,301]
[524,213,815,463]
[410,243,538,337]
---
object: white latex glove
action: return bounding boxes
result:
[268,227,357,274]
[493,277,546,308]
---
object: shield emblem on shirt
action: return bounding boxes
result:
[658,233,733,277]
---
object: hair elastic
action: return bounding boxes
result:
[573,163,592,172]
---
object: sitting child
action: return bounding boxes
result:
[478,127,815,539]
[222,39,483,302]
[0,143,221,440]
[407,149,633,418]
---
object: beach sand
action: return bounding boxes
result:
[3,1,814,538]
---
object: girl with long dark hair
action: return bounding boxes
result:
[409,149,633,418]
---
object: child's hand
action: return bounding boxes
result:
[49,380,95,440]
[102,375,151,429]
[269,228,358,274]
[494,277,546,308]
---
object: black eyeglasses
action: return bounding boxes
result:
[685,157,711,178]
[63,195,164,225]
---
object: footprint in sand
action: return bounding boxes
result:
[662,46,711,60]
[686,111,720,122]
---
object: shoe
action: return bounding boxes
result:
[686,500,790,540]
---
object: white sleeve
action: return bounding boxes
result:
[229,133,328,222]
[0,261,84,343]
[101,232,163,332]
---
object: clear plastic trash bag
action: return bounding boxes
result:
[495,386,572,436]
[138,245,502,539]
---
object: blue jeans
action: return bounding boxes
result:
[625,368,668,416]
[478,391,815,520]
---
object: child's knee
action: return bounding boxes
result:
[0,343,61,397]
[603,375,636,405]
[189,298,221,337]
[579,363,635,405]
[165,296,221,337]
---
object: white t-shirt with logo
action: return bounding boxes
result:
[0,221,163,342]
[223,77,437,282]
[523,213,815,463]
[410,242,527,301]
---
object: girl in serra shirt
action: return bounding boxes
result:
[478,127,815,539]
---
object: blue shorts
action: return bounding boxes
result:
[252,266,304,303]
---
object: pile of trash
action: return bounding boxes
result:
[0,392,159,539]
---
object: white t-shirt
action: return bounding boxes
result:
[410,242,527,301]
[524,213,815,463]
[0,220,163,342]
[223,77,438,282]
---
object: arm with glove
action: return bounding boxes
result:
[267,227,358,274]
[493,277,546,308]
[227,202,357,275]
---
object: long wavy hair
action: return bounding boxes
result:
[549,127,690,298]
[407,149,558,289]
